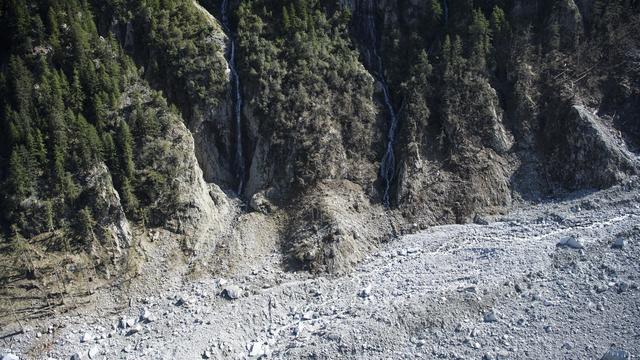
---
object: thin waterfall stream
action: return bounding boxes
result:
[356,0,399,207]
[443,0,448,25]
[220,0,245,194]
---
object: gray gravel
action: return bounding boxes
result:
[2,179,640,359]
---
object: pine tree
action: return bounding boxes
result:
[427,0,443,26]
[74,207,96,247]
[10,224,37,279]
[70,67,85,113]
[444,35,464,79]
[31,128,47,168]
[490,6,511,77]
[116,120,135,180]
[7,0,30,52]
[43,200,54,231]
[101,132,116,170]
[8,147,31,199]
[468,9,491,70]
[47,7,61,52]
[32,13,46,45]
[405,50,432,128]
[120,177,139,218]
[8,56,33,112]
[283,6,291,30]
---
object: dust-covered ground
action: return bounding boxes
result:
[2,179,640,360]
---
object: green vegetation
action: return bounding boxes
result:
[93,0,228,110]
[0,0,207,251]
[236,0,377,186]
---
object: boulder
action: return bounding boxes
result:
[80,332,94,343]
[612,237,625,249]
[601,348,630,360]
[557,236,584,249]
[222,285,243,300]
[484,310,498,323]
[88,346,100,359]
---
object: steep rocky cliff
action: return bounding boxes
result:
[0,0,639,307]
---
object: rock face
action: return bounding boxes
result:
[544,105,638,189]
[81,164,132,258]
[158,118,226,241]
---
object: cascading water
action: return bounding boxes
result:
[220,0,245,194]
[356,0,399,207]
[443,0,448,25]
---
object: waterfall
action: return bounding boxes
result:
[443,0,448,25]
[220,0,245,194]
[356,0,398,207]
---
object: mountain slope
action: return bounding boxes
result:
[0,0,639,322]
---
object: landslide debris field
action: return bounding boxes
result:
[2,179,640,360]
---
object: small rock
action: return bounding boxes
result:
[126,325,142,336]
[483,352,496,360]
[202,350,211,359]
[222,285,243,300]
[249,342,268,358]
[175,296,190,307]
[612,238,625,249]
[484,310,498,323]
[80,332,94,343]
[474,214,489,225]
[496,349,510,359]
[617,282,629,293]
[139,308,154,323]
[557,237,584,249]
[88,346,100,359]
[601,348,630,360]
[302,311,315,320]
[70,353,82,360]
[359,284,372,298]
[119,317,135,329]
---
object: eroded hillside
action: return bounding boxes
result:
[0,0,639,326]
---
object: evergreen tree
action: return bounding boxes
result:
[74,207,96,247]
[468,9,491,70]
[8,147,31,199]
[120,177,139,218]
[283,6,291,30]
[47,7,61,54]
[490,5,510,76]
[10,224,37,279]
[70,67,85,113]
[117,120,135,180]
